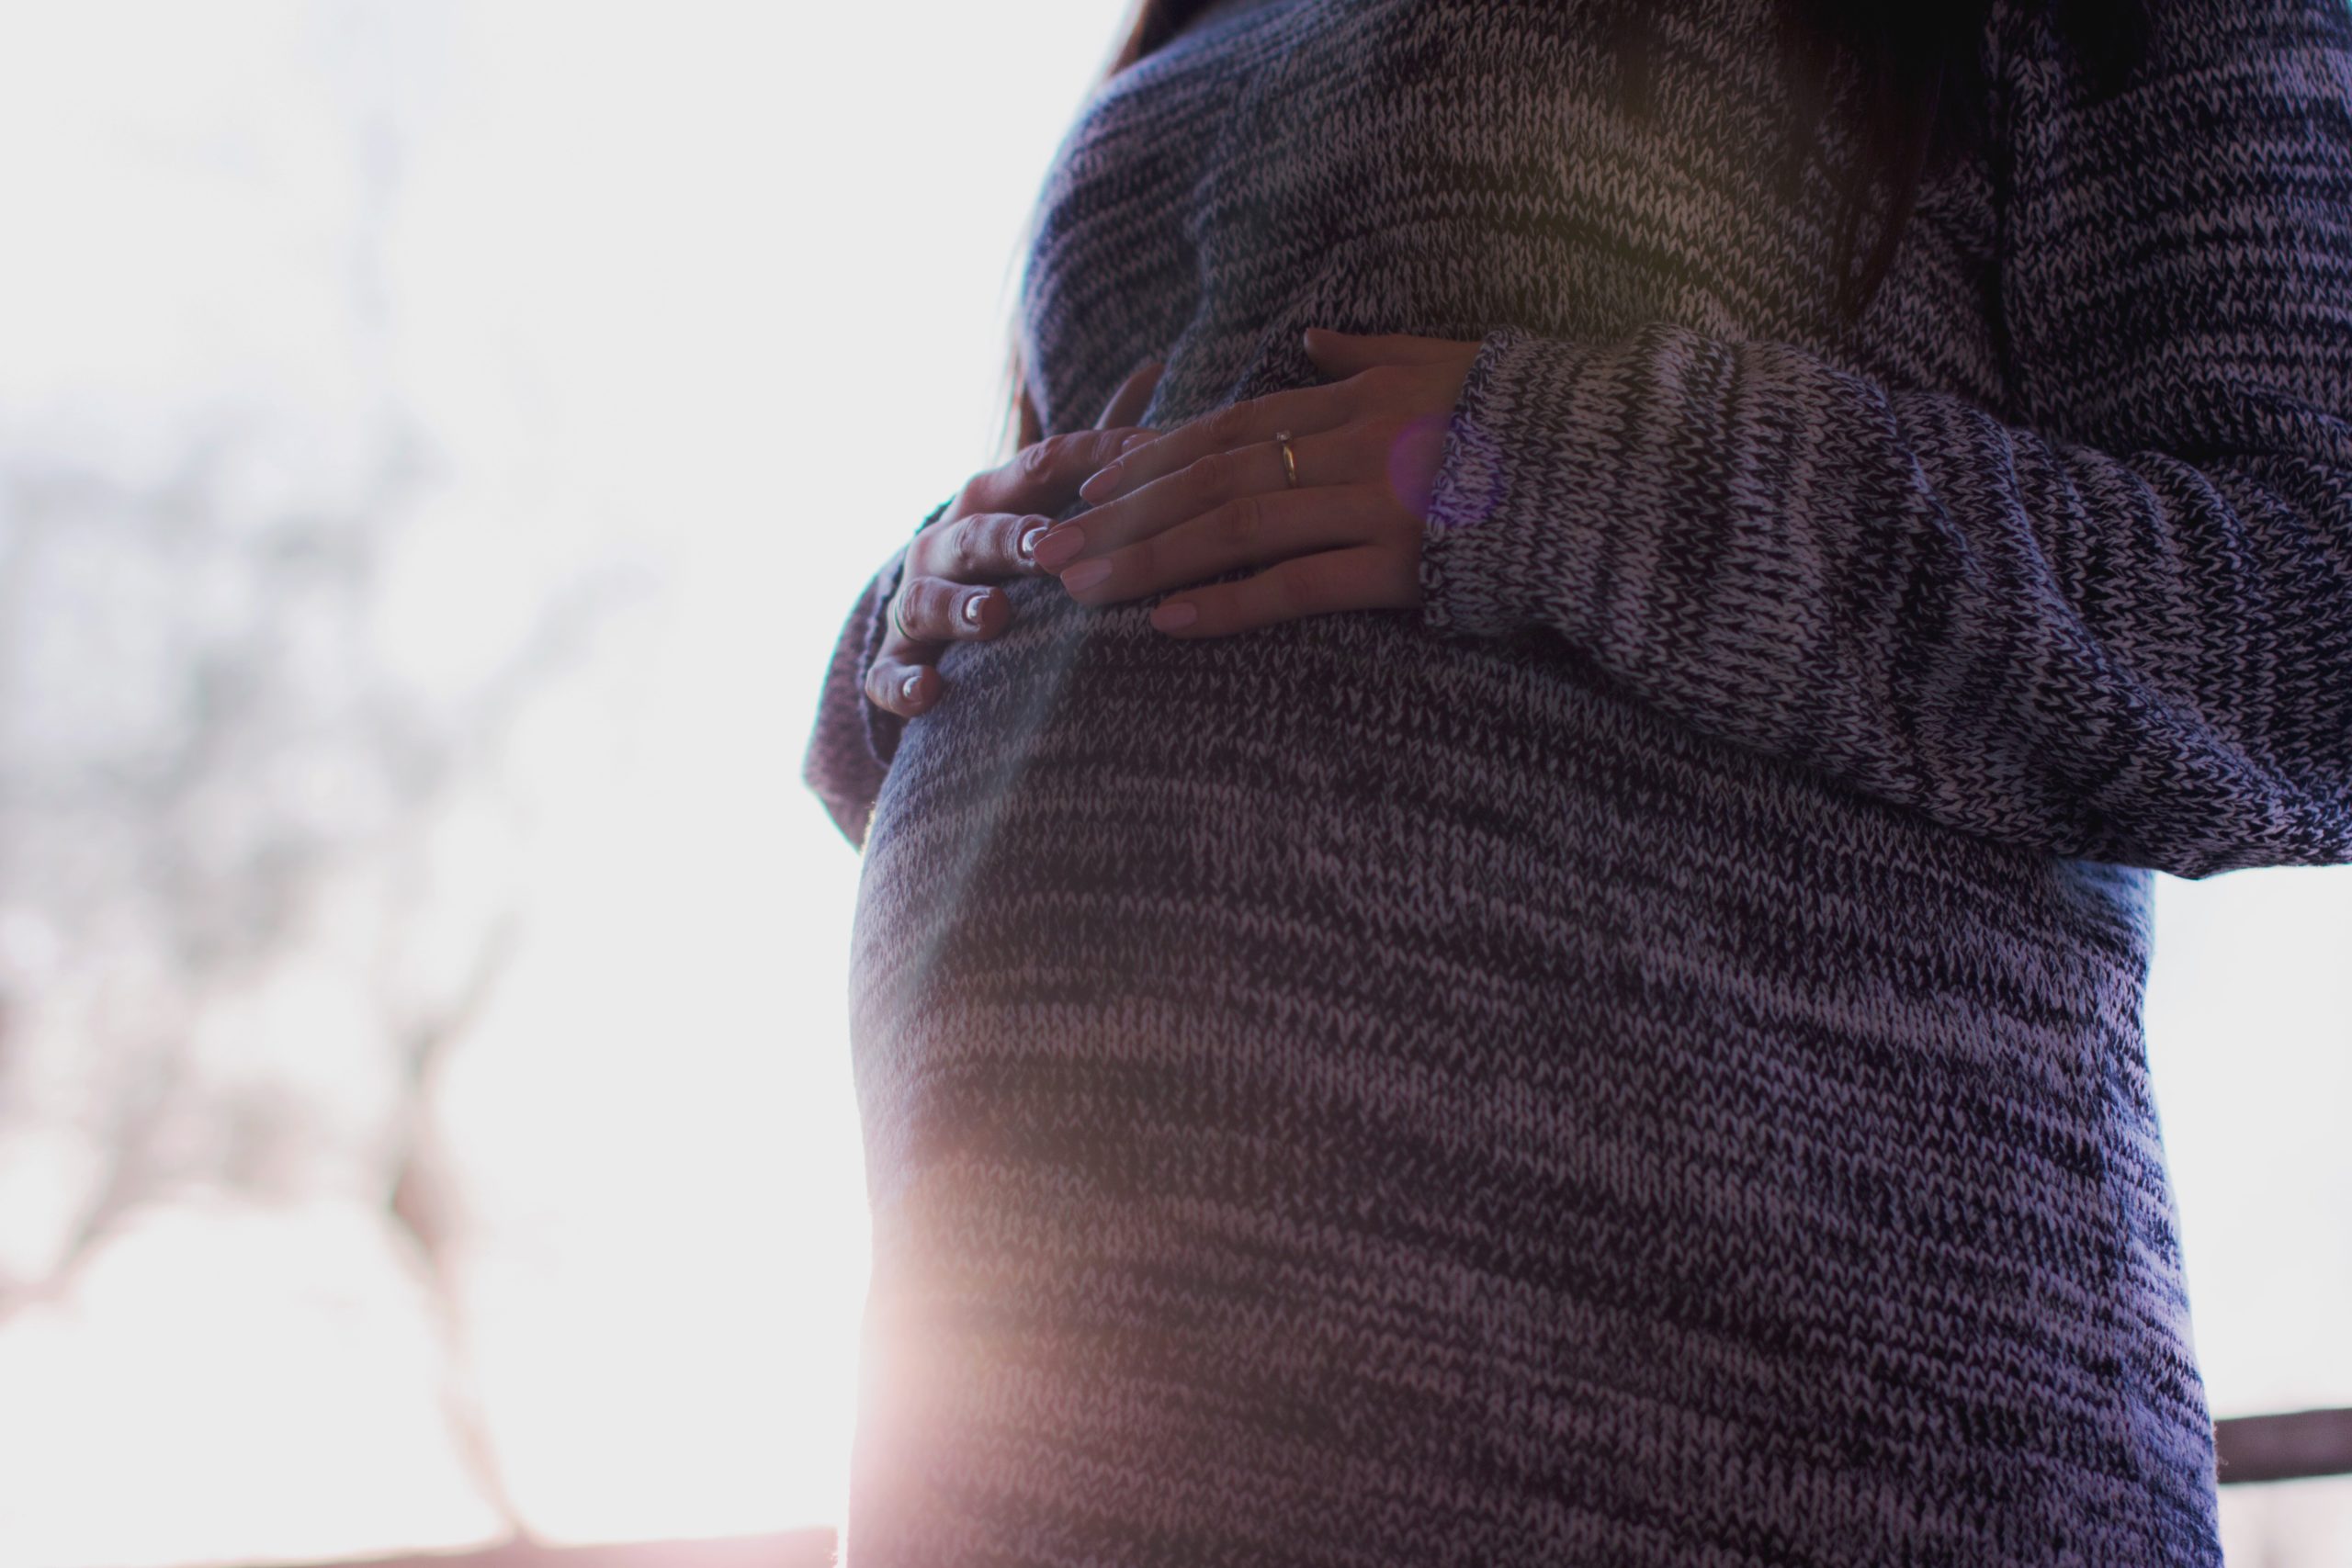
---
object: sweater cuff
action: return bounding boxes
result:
[1418,327,1626,645]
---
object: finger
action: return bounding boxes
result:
[1302,326,1476,373]
[925,510,1060,583]
[1146,545,1418,638]
[1056,482,1391,608]
[964,425,1158,516]
[1041,422,1365,568]
[1094,357,1166,430]
[1075,379,1356,506]
[891,571,1015,643]
[865,656,939,718]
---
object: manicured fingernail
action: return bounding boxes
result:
[900,673,922,702]
[1120,432,1154,454]
[1031,526,1085,570]
[1017,524,1049,562]
[961,591,987,625]
[1079,463,1122,502]
[1060,558,1112,592]
[1151,602,1198,632]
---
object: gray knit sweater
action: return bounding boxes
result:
[804,1,2352,1562]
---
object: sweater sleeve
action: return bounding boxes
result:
[1415,0,2352,880]
[803,542,911,850]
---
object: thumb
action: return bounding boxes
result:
[1302,326,1466,375]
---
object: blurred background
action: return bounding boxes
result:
[0,3,2344,1565]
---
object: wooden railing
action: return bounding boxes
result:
[239,1408,2352,1568]
[311,1532,839,1568]
[2215,1405,2352,1485]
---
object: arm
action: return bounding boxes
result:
[1416,0,2352,879]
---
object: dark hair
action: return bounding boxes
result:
[1007,0,2151,450]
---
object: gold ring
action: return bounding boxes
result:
[1274,429,1299,489]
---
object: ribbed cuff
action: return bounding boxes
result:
[1419,328,1619,644]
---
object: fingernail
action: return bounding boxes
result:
[1060,558,1112,592]
[1079,462,1122,502]
[1151,602,1198,632]
[1031,526,1085,570]
[1017,524,1049,562]
[1120,432,1154,454]
[900,672,922,702]
[961,591,987,625]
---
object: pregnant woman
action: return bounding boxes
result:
[805,0,2352,1561]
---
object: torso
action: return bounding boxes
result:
[842,5,2213,1563]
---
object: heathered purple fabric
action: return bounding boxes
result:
[804,0,2352,1561]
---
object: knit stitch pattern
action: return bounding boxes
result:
[805,0,2352,1561]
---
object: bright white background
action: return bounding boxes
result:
[0,3,2341,1564]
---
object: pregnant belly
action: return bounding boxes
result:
[844,571,2113,1218]
[851,579,1611,1085]
[837,578,2171,1562]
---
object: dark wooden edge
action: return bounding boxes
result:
[2216,1407,2352,1485]
[180,1412,2352,1568]
[267,1529,839,1568]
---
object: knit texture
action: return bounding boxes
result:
[805,0,2352,1561]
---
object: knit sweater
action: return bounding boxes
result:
[804,1,2352,1562]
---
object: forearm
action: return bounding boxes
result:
[1419,322,2352,876]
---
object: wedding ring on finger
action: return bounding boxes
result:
[1274,429,1300,489]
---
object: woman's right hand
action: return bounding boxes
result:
[865,358,1164,719]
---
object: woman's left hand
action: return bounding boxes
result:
[1031,327,1485,637]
